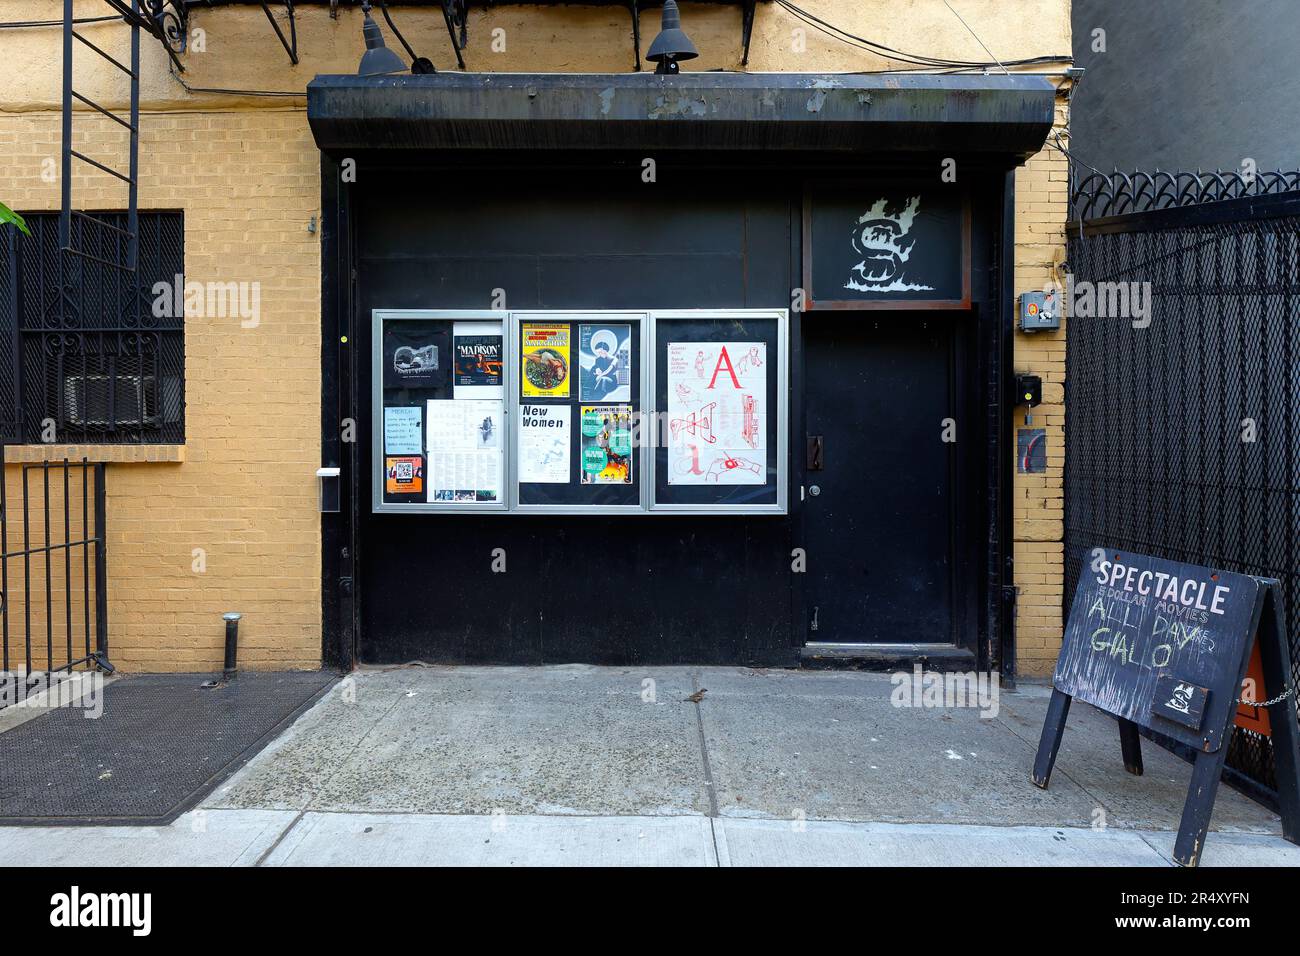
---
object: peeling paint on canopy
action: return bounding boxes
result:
[306,72,1057,158]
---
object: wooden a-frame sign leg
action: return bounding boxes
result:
[1118,718,1144,776]
[1031,689,1070,789]
[1033,579,1300,867]
[1032,697,1142,787]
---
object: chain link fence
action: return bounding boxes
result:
[1065,171,1300,804]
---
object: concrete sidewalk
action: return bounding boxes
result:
[3,666,1297,866]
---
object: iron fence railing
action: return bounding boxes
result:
[1064,171,1300,804]
[0,450,110,710]
[1070,169,1300,221]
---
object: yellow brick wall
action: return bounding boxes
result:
[0,109,323,672]
[1012,99,1070,676]
[1,1,1071,675]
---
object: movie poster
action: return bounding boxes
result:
[384,456,424,496]
[578,324,632,402]
[518,404,570,483]
[665,342,766,485]
[521,323,571,398]
[425,399,503,502]
[453,321,503,399]
[383,321,450,390]
[580,405,633,484]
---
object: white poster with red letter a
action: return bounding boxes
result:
[666,342,766,485]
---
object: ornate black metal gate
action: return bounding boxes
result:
[1064,169,1300,803]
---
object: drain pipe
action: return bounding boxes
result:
[223,612,242,681]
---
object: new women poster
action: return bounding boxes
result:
[518,404,570,483]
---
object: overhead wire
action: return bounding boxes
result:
[167,56,305,96]
[7,1,1076,97]
[774,0,1071,72]
[940,0,1007,74]
[0,15,120,28]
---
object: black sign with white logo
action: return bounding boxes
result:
[804,184,969,310]
[1151,675,1209,730]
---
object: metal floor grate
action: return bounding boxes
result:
[0,671,337,825]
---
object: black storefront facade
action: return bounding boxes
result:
[309,72,1056,675]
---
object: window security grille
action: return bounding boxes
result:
[0,211,184,444]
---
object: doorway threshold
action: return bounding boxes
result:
[800,642,977,669]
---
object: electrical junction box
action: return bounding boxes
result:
[1019,290,1060,332]
[1015,374,1042,408]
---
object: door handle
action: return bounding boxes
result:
[807,435,824,471]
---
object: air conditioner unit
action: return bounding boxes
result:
[63,374,182,427]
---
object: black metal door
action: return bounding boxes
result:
[802,317,960,645]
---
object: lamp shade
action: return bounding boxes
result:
[358,10,407,76]
[646,0,699,67]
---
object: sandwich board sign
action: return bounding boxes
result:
[1033,548,1300,866]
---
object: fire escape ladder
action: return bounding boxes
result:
[61,0,141,273]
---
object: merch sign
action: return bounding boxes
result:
[803,183,970,310]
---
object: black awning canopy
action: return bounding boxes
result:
[307,72,1057,160]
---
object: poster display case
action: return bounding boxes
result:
[372,309,787,515]
[650,310,787,512]
[513,312,645,513]
[373,311,508,513]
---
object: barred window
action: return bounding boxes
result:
[0,212,184,445]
